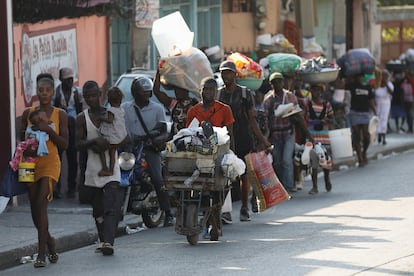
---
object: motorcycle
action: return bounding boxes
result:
[118,137,164,228]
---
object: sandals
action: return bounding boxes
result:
[33,256,46,268]
[48,253,59,263]
[47,237,59,263]
[101,243,114,256]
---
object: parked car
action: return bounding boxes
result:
[113,68,175,121]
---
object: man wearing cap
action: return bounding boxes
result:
[122,76,174,227]
[53,67,84,198]
[218,60,271,222]
[264,72,312,193]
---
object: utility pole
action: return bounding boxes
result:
[0,0,17,205]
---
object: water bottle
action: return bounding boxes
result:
[20,256,33,264]
[184,169,200,187]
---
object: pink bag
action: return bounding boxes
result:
[245,151,290,212]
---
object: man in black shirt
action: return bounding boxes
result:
[346,74,377,167]
[218,61,271,222]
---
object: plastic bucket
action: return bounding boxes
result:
[18,162,35,182]
[151,11,194,57]
[328,128,353,159]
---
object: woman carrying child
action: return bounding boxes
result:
[19,73,68,268]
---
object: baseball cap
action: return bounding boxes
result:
[269,72,284,82]
[60,67,74,79]
[219,60,236,73]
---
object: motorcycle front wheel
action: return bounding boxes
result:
[142,208,164,228]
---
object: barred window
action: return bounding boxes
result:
[222,0,252,13]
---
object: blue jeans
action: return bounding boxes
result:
[143,148,171,212]
[271,132,295,191]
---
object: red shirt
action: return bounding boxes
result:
[186,101,235,128]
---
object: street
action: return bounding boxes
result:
[3,149,414,276]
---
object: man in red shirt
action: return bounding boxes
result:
[186,77,235,134]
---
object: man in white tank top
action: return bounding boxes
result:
[76,81,125,256]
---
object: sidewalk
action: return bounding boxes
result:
[1,133,414,271]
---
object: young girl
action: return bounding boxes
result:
[20,73,68,268]
[98,87,128,176]
[306,83,334,195]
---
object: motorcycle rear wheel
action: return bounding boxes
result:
[142,208,164,228]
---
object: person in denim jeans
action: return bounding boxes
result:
[264,72,311,192]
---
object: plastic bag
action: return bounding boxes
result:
[226,52,264,79]
[159,47,213,96]
[245,151,290,211]
[266,53,302,76]
[221,151,246,181]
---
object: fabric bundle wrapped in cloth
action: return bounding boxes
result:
[336,48,375,77]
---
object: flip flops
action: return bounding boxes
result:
[33,256,46,268]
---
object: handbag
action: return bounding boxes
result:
[1,165,28,197]
[133,106,168,152]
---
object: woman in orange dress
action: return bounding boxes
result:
[20,73,68,268]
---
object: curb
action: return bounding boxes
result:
[0,217,143,271]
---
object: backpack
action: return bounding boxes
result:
[217,85,249,120]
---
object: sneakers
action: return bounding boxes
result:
[101,243,114,256]
[240,208,251,222]
[221,212,233,225]
[202,226,211,239]
[163,214,174,227]
[95,242,104,253]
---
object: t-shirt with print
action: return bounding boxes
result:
[170,98,198,135]
[346,82,374,112]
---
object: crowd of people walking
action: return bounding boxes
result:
[11,53,414,268]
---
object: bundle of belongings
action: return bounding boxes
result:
[168,118,229,155]
[170,123,217,155]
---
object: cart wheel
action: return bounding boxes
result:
[187,234,199,245]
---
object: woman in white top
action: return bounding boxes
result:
[375,70,393,145]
